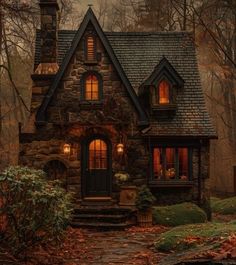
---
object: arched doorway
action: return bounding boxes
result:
[83,137,112,197]
[43,160,67,189]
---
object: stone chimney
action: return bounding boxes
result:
[35,0,59,74]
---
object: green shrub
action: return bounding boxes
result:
[155,221,236,252]
[211,196,236,215]
[153,202,207,226]
[0,166,73,256]
[135,185,155,212]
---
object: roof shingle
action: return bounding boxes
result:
[34,29,216,137]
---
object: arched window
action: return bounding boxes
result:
[85,74,99,100]
[86,35,96,61]
[89,139,107,169]
[158,80,170,104]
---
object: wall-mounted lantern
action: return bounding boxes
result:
[116,143,124,155]
[63,143,71,155]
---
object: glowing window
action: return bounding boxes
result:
[89,139,107,169]
[87,36,95,61]
[153,148,163,179]
[85,74,99,100]
[158,80,170,104]
[153,147,189,180]
[178,148,188,180]
[165,148,175,179]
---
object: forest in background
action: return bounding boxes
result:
[0,0,235,193]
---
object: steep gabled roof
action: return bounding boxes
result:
[34,19,217,138]
[36,8,149,125]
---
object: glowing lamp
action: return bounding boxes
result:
[63,143,71,155]
[117,143,124,154]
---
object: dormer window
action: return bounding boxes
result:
[138,57,184,115]
[158,79,170,104]
[86,35,96,61]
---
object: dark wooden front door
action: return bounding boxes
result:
[84,138,111,197]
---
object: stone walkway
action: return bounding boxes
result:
[65,228,166,265]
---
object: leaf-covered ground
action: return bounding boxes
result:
[1,226,168,265]
[1,198,236,265]
[155,221,236,265]
[1,221,236,265]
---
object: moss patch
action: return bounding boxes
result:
[153,203,207,226]
[211,196,236,215]
[155,221,236,252]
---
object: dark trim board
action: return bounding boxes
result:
[36,8,149,126]
[149,180,194,188]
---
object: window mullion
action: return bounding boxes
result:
[162,148,166,180]
[175,148,179,180]
[188,148,192,180]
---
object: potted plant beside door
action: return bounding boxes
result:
[136,185,155,227]
[114,172,137,207]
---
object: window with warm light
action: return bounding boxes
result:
[86,35,96,61]
[89,139,107,169]
[153,147,190,180]
[158,80,170,104]
[85,74,99,100]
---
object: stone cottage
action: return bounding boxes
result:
[20,0,217,224]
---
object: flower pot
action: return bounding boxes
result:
[137,209,153,227]
[119,185,137,206]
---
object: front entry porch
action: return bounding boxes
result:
[71,205,137,229]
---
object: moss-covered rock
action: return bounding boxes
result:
[155,221,236,252]
[211,196,236,215]
[153,202,207,226]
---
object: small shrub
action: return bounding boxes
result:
[153,202,207,226]
[0,166,73,256]
[135,185,155,212]
[211,196,236,215]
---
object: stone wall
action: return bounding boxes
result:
[20,23,210,205]
[39,0,59,64]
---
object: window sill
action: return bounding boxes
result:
[148,180,194,187]
[84,60,98,65]
[80,101,103,110]
[152,104,177,111]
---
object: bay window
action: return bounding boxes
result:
[153,147,191,181]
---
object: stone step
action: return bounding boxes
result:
[73,207,135,215]
[72,213,126,219]
[72,213,127,224]
[71,206,137,229]
[70,221,133,229]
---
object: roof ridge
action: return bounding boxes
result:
[105,31,192,35]
[55,30,193,35]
